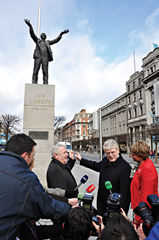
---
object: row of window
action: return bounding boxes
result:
[129,105,143,118]
[128,90,142,104]
[147,65,156,75]
[102,100,125,115]
[128,77,142,92]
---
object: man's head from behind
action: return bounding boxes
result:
[62,207,92,240]
[5,133,37,165]
[51,144,68,164]
[101,215,139,240]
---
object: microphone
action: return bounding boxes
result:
[74,175,89,191]
[86,184,95,193]
[77,184,95,206]
[105,181,113,194]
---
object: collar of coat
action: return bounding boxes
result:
[105,154,124,168]
[51,157,68,169]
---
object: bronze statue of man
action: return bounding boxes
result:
[24,19,69,84]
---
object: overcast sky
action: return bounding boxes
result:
[0,0,159,128]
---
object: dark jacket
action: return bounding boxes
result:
[80,154,131,216]
[0,151,70,240]
[29,26,62,62]
[47,158,77,199]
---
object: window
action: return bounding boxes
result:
[150,67,153,73]
[83,125,85,128]
[77,125,79,129]
[128,96,131,104]
[138,78,141,86]
[140,105,143,115]
[129,110,131,119]
[83,120,86,122]
[128,85,130,92]
[83,130,86,135]
[139,90,142,99]
[134,108,137,117]
[133,81,135,89]
[134,93,136,102]
[147,69,149,75]
[154,65,156,71]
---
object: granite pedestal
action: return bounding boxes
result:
[23,83,55,186]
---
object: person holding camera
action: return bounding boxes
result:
[130,140,158,226]
[75,139,132,216]
[62,207,92,240]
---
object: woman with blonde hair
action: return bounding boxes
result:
[130,140,158,226]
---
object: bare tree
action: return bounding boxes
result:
[0,114,22,143]
[54,116,66,143]
[54,116,66,129]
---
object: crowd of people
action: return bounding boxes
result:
[0,133,158,240]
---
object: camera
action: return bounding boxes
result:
[103,193,123,225]
[78,192,99,236]
[134,194,159,236]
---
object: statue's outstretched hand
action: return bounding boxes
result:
[24,19,31,27]
[61,29,69,35]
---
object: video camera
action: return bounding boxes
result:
[134,194,159,236]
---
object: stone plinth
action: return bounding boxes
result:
[23,83,55,186]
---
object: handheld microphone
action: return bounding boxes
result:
[77,184,95,206]
[74,175,89,191]
[105,181,113,194]
[86,184,95,193]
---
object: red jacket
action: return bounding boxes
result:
[131,158,158,222]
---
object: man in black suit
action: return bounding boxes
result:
[24,19,69,84]
[75,139,132,216]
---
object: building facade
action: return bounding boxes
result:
[88,47,159,152]
[62,109,91,143]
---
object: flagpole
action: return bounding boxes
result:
[133,51,136,73]
[37,0,41,37]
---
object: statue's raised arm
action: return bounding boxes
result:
[61,29,69,35]
[24,19,32,29]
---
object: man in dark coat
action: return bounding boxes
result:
[24,19,69,84]
[0,133,70,240]
[47,144,78,202]
[75,139,131,216]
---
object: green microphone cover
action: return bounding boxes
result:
[105,181,112,190]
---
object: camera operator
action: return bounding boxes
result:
[135,221,159,240]
[62,207,92,240]
[93,214,139,240]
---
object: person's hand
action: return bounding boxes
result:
[120,208,128,220]
[74,152,82,161]
[61,29,69,35]
[69,150,74,160]
[68,198,78,206]
[92,215,105,237]
[134,223,146,240]
[24,19,31,27]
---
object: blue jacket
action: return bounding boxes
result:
[0,151,70,240]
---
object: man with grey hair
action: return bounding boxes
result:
[75,139,131,216]
[47,144,78,204]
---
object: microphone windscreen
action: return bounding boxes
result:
[78,191,85,200]
[105,181,112,190]
[86,184,95,193]
[80,175,89,184]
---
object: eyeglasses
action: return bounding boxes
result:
[105,150,117,156]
